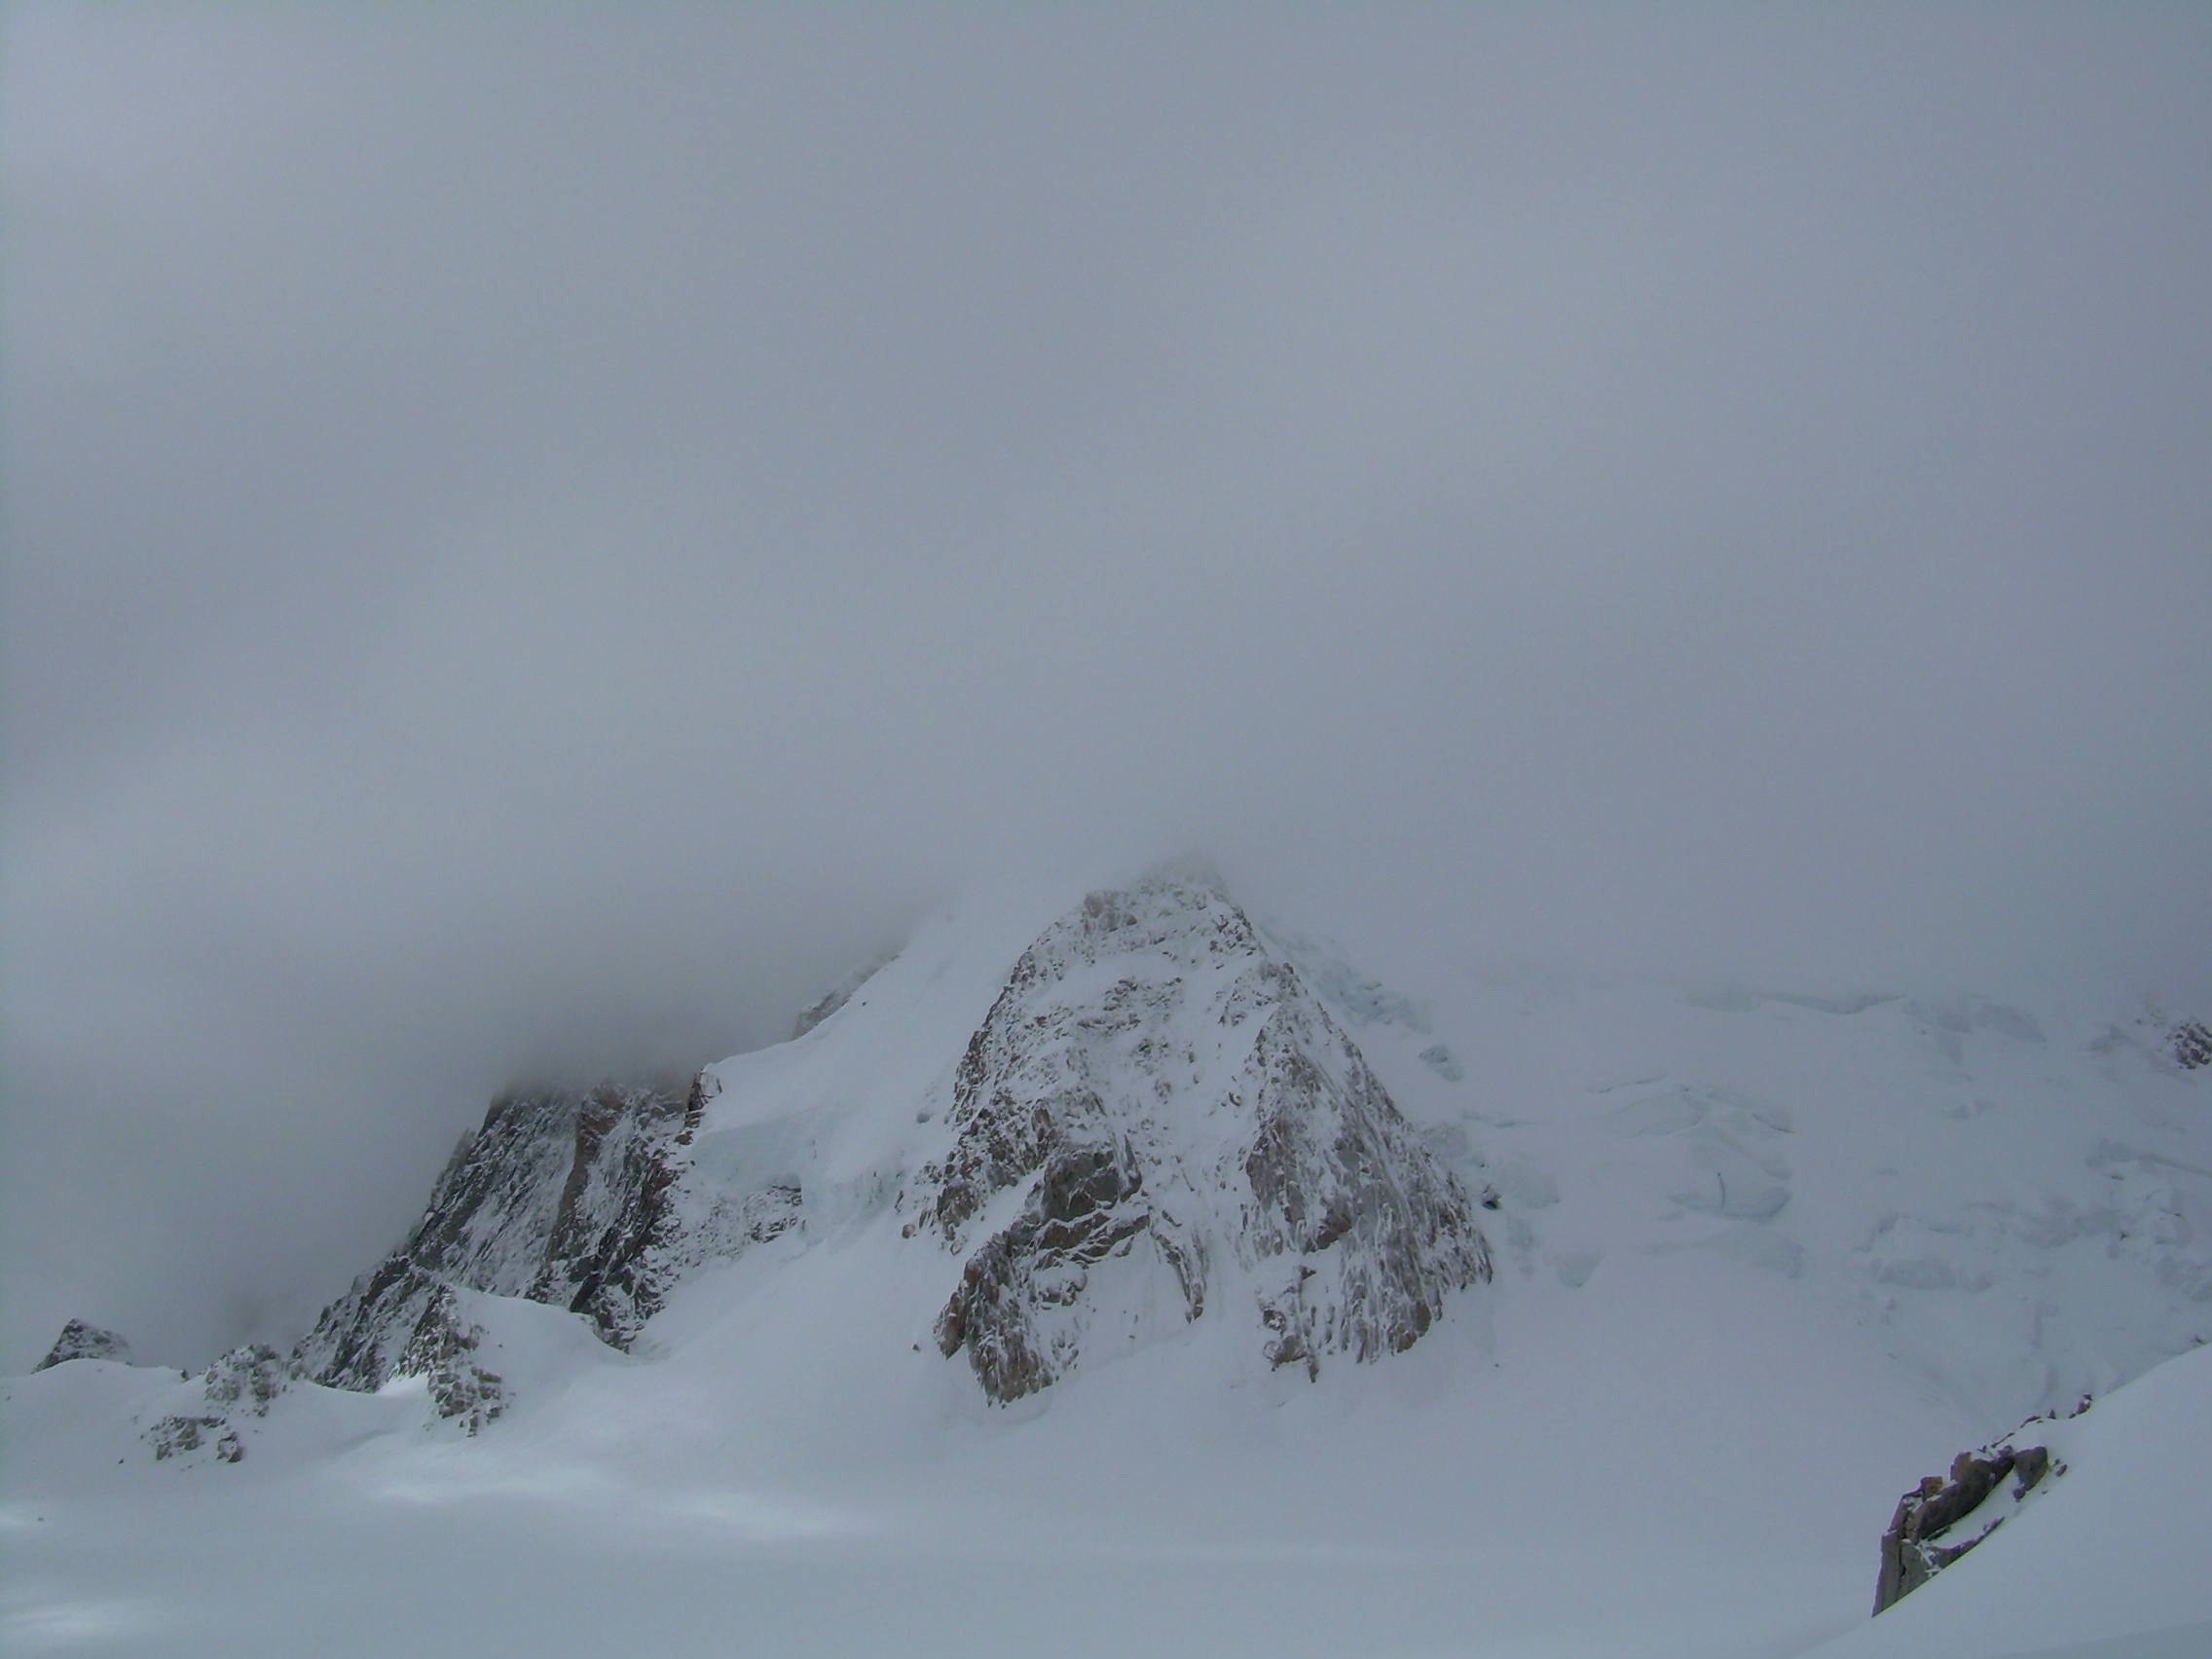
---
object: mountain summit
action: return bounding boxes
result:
[909,864,1489,1399]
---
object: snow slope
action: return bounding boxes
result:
[1382,964,2212,1430]
[1802,1340,2212,1659]
[4,865,2207,1658]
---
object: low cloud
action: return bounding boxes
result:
[5,4,2207,1367]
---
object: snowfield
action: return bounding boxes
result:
[6,868,2207,1657]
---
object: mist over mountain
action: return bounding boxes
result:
[7,2,2207,1384]
[4,28,2210,1659]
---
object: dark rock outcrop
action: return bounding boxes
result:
[201,1344,287,1417]
[140,1343,294,1463]
[2171,1017,2212,1071]
[291,1260,507,1427]
[1874,1439,2055,1612]
[147,1414,241,1463]
[913,864,1490,1402]
[392,1285,505,1432]
[36,1318,131,1369]
[292,1078,706,1414]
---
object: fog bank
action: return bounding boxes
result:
[4,3,2207,1368]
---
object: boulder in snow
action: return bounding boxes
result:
[1873,1436,2056,1612]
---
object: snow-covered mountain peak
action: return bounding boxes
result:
[7,865,2210,1658]
[906,864,1490,1399]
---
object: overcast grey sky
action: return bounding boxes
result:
[4,3,2208,1369]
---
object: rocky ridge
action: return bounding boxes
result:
[289,1078,711,1418]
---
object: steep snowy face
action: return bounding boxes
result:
[293,1080,701,1405]
[908,866,1491,1401]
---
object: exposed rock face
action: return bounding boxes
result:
[147,1415,240,1463]
[912,865,1491,1402]
[292,1261,509,1428]
[293,1078,706,1412]
[202,1344,287,1418]
[1874,1437,2056,1612]
[2171,1017,2212,1071]
[142,1343,292,1463]
[295,1259,457,1396]
[392,1286,505,1431]
[36,1318,131,1369]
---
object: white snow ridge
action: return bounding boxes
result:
[6,861,2210,1659]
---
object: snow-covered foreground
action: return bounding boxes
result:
[6,871,2207,1657]
[0,1254,1970,1659]
[12,1311,2207,1658]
